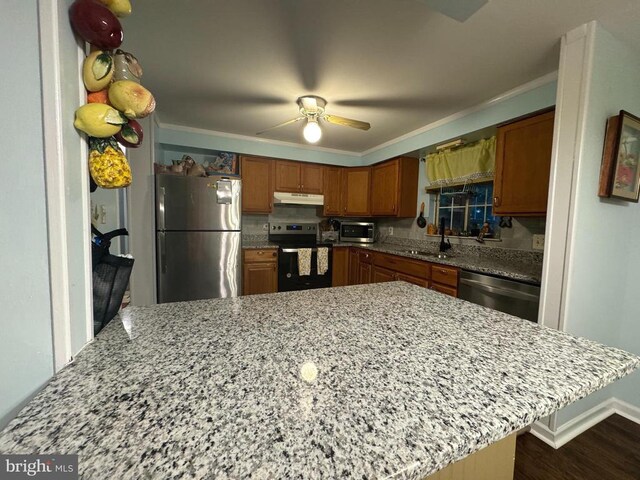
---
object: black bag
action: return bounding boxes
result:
[91,226,134,335]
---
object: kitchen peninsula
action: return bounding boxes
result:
[0,283,637,479]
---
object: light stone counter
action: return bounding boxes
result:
[0,283,637,479]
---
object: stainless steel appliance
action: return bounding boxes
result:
[268,222,332,291]
[155,175,241,303]
[458,270,541,322]
[339,221,375,244]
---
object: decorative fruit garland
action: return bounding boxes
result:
[69,0,156,190]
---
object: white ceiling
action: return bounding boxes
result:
[121,0,640,153]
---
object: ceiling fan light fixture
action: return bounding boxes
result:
[303,118,322,143]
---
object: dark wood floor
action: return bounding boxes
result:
[514,414,640,480]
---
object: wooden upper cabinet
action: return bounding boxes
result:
[494,110,555,216]
[275,160,301,192]
[343,167,371,216]
[275,160,324,194]
[323,166,343,216]
[300,163,324,194]
[370,156,419,217]
[241,156,273,214]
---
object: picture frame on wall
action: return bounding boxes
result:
[599,110,640,201]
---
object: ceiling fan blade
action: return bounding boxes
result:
[323,114,371,131]
[419,0,487,22]
[256,116,305,135]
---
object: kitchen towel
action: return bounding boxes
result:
[317,247,328,276]
[298,248,312,276]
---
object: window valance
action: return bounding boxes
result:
[425,136,496,188]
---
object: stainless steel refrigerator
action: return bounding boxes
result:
[155,175,241,303]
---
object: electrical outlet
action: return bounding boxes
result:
[262,223,269,231]
[532,234,545,250]
[388,227,394,236]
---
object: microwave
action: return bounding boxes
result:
[339,222,375,244]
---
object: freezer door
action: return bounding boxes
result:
[157,231,241,303]
[156,175,241,231]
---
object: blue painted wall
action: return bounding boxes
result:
[0,0,54,429]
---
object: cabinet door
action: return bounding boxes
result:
[372,266,396,283]
[275,160,301,192]
[332,247,349,287]
[371,160,399,216]
[431,283,457,297]
[358,262,372,285]
[301,163,324,194]
[241,156,273,214]
[323,167,343,216]
[243,262,277,295]
[396,273,429,288]
[348,248,359,285]
[343,167,371,216]
[494,110,555,215]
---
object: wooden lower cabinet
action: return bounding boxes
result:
[344,248,458,296]
[396,273,429,288]
[430,283,458,297]
[242,249,278,295]
[372,266,396,283]
[425,433,515,480]
[331,247,349,287]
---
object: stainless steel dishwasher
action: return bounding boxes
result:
[458,270,541,322]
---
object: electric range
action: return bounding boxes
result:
[268,222,333,292]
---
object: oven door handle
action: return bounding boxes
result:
[281,248,326,253]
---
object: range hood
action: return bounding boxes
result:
[273,192,324,206]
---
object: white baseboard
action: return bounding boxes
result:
[529,397,639,449]
[611,398,640,424]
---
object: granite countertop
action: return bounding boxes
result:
[1,283,637,479]
[336,242,543,284]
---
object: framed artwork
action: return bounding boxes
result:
[600,110,640,201]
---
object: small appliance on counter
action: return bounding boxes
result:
[339,221,375,244]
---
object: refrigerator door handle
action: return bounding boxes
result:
[159,231,167,274]
[158,186,166,231]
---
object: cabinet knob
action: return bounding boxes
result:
[493,196,500,207]
[257,251,264,255]
[439,269,447,275]
[301,184,304,189]
[272,252,276,257]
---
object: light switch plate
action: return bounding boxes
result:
[532,234,545,250]
[262,223,269,231]
[388,227,394,236]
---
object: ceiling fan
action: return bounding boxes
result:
[256,95,371,144]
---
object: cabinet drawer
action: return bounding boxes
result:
[375,253,429,279]
[431,265,459,287]
[358,250,373,264]
[243,249,278,263]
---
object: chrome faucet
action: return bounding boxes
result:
[439,217,452,253]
